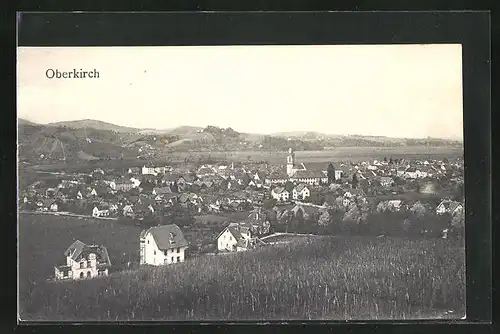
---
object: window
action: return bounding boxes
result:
[177,247,180,253]
[177,256,180,262]
[80,272,84,279]
[80,262,84,269]
[171,257,174,263]
[87,271,91,278]
[87,260,92,268]
[154,250,156,255]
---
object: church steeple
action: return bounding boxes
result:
[286,148,295,177]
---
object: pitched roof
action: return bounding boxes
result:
[64,240,112,266]
[292,170,325,179]
[438,200,462,212]
[153,186,172,195]
[295,183,308,192]
[143,224,188,250]
[272,187,287,194]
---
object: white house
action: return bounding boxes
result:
[271,187,290,202]
[436,200,463,215]
[139,224,189,266]
[216,224,252,252]
[92,206,110,217]
[54,240,111,281]
[122,204,134,217]
[142,165,157,176]
[292,183,311,200]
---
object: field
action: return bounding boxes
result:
[21,146,462,173]
[18,213,142,298]
[19,216,465,321]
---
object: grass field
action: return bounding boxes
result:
[21,146,462,173]
[18,213,142,298]
[19,220,465,321]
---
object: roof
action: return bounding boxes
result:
[64,240,112,266]
[438,200,462,212]
[267,171,289,179]
[272,187,287,194]
[295,183,308,192]
[292,170,326,179]
[153,186,171,195]
[143,224,188,250]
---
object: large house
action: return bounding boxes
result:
[139,224,189,266]
[292,183,311,200]
[54,240,111,281]
[271,187,290,202]
[216,223,253,252]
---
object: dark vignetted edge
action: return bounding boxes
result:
[10,10,492,333]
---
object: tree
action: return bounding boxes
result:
[284,181,295,194]
[383,157,387,163]
[352,173,359,189]
[318,210,331,227]
[389,157,393,164]
[410,201,426,218]
[327,163,336,184]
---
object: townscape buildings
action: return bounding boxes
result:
[20,148,464,280]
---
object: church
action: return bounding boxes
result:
[266,148,328,186]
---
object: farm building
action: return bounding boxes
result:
[139,224,189,266]
[54,240,111,281]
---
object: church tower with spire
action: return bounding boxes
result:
[286,148,295,177]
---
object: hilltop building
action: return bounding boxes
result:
[54,240,111,281]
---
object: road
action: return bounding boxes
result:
[19,210,118,221]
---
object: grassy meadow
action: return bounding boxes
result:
[19,231,465,321]
[18,213,142,298]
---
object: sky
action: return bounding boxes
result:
[17,45,463,139]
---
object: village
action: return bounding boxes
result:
[19,148,464,282]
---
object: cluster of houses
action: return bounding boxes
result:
[28,148,463,281]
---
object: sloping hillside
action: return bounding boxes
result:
[48,119,140,134]
[18,123,137,162]
[19,236,465,321]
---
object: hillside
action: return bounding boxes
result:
[17,118,463,163]
[47,119,140,134]
[18,118,37,126]
[19,236,465,321]
[17,123,137,162]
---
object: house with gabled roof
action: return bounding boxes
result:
[292,183,311,200]
[216,223,252,252]
[54,240,111,281]
[139,224,189,266]
[436,200,464,216]
[271,187,289,202]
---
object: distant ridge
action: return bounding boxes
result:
[47,119,140,134]
[18,118,463,143]
[18,118,38,126]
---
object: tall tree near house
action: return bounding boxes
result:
[352,173,359,189]
[327,163,336,184]
[389,157,393,164]
[171,181,179,193]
